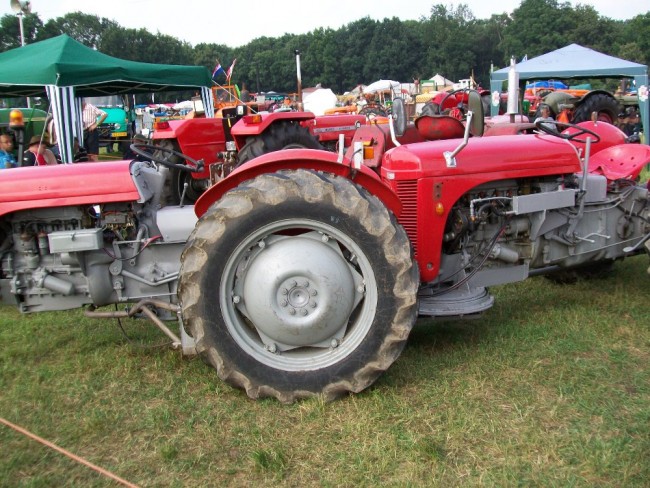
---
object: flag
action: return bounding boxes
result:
[212,60,225,79]
[226,58,237,82]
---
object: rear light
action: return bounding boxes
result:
[9,109,24,128]
[362,141,374,160]
[154,120,170,130]
[243,114,262,125]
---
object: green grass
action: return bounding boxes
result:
[1,255,649,487]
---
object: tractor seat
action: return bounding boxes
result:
[414,115,465,141]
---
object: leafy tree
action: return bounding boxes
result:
[38,12,117,47]
[0,12,43,52]
[500,0,575,61]
[99,27,192,65]
[421,4,480,82]
[1,3,647,99]
[620,13,650,66]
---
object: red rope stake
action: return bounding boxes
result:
[0,417,140,488]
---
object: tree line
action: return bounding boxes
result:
[1,0,648,95]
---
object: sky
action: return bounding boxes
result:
[1,0,648,48]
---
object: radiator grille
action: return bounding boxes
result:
[395,180,418,256]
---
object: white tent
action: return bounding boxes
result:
[430,74,454,88]
[303,88,338,115]
[364,80,401,95]
[173,100,194,110]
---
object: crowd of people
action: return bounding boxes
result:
[0,100,113,169]
[616,107,642,137]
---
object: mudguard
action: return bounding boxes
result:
[563,121,627,156]
[194,149,402,218]
[231,111,316,139]
[587,144,650,181]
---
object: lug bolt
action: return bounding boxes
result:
[310,289,318,296]
[310,301,317,308]
[233,295,241,304]
[258,240,266,249]
[321,235,329,242]
[357,285,365,293]
[330,338,339,348]
[302,280,310,287]
[290,280,297,288]
[280,299,288,307]
[301,309,308,316]
[281,288,288,295]
[265,343,277,353]
[289,308,296,315]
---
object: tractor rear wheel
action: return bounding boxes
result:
[236,121,323,166]
[178,169,419,402]
[572,93,619,125]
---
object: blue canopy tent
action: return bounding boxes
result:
[490,44,649,144]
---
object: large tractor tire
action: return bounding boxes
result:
[572,93,620,125]
[178,169,419,402]
[153,139,206,205]
[237,121,323,166]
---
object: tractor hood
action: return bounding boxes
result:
[381,133,581,180]
[0,160,140,217]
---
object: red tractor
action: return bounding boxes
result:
[151,105,366,204]
[1,92,649,402]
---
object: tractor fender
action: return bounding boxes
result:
[564,120,627,156]
[194,149,402,218]
[587,143,650,182]
[231,111,316,139]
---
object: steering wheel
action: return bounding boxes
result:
[534,120,601,144]
[129,143,204,173]
[438,88,470,118]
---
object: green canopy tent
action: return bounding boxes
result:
[0,34,214,162]
[490,44,649,144]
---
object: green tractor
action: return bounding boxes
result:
[86,95,134,154]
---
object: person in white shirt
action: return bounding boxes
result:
[81,100,108,161]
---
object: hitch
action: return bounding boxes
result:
[85,299,197,356]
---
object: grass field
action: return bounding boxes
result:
[1,253,649,487]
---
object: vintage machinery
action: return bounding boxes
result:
[1,92,648,403]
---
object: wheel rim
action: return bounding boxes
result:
[219,219,377,371]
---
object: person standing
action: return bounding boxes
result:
[22,135,58,166]
[0,133,17,169]
[82,99,108,161]
[240,83,251,103]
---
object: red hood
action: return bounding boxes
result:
[0,160,140,217]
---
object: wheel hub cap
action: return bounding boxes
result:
[236,236,361,348]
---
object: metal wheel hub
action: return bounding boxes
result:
[236,235,363,349]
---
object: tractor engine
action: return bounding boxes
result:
[425,172,650,317]
[0,188,191,316]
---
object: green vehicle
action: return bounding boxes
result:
[0,107,48,161]
[86,96,134,153]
